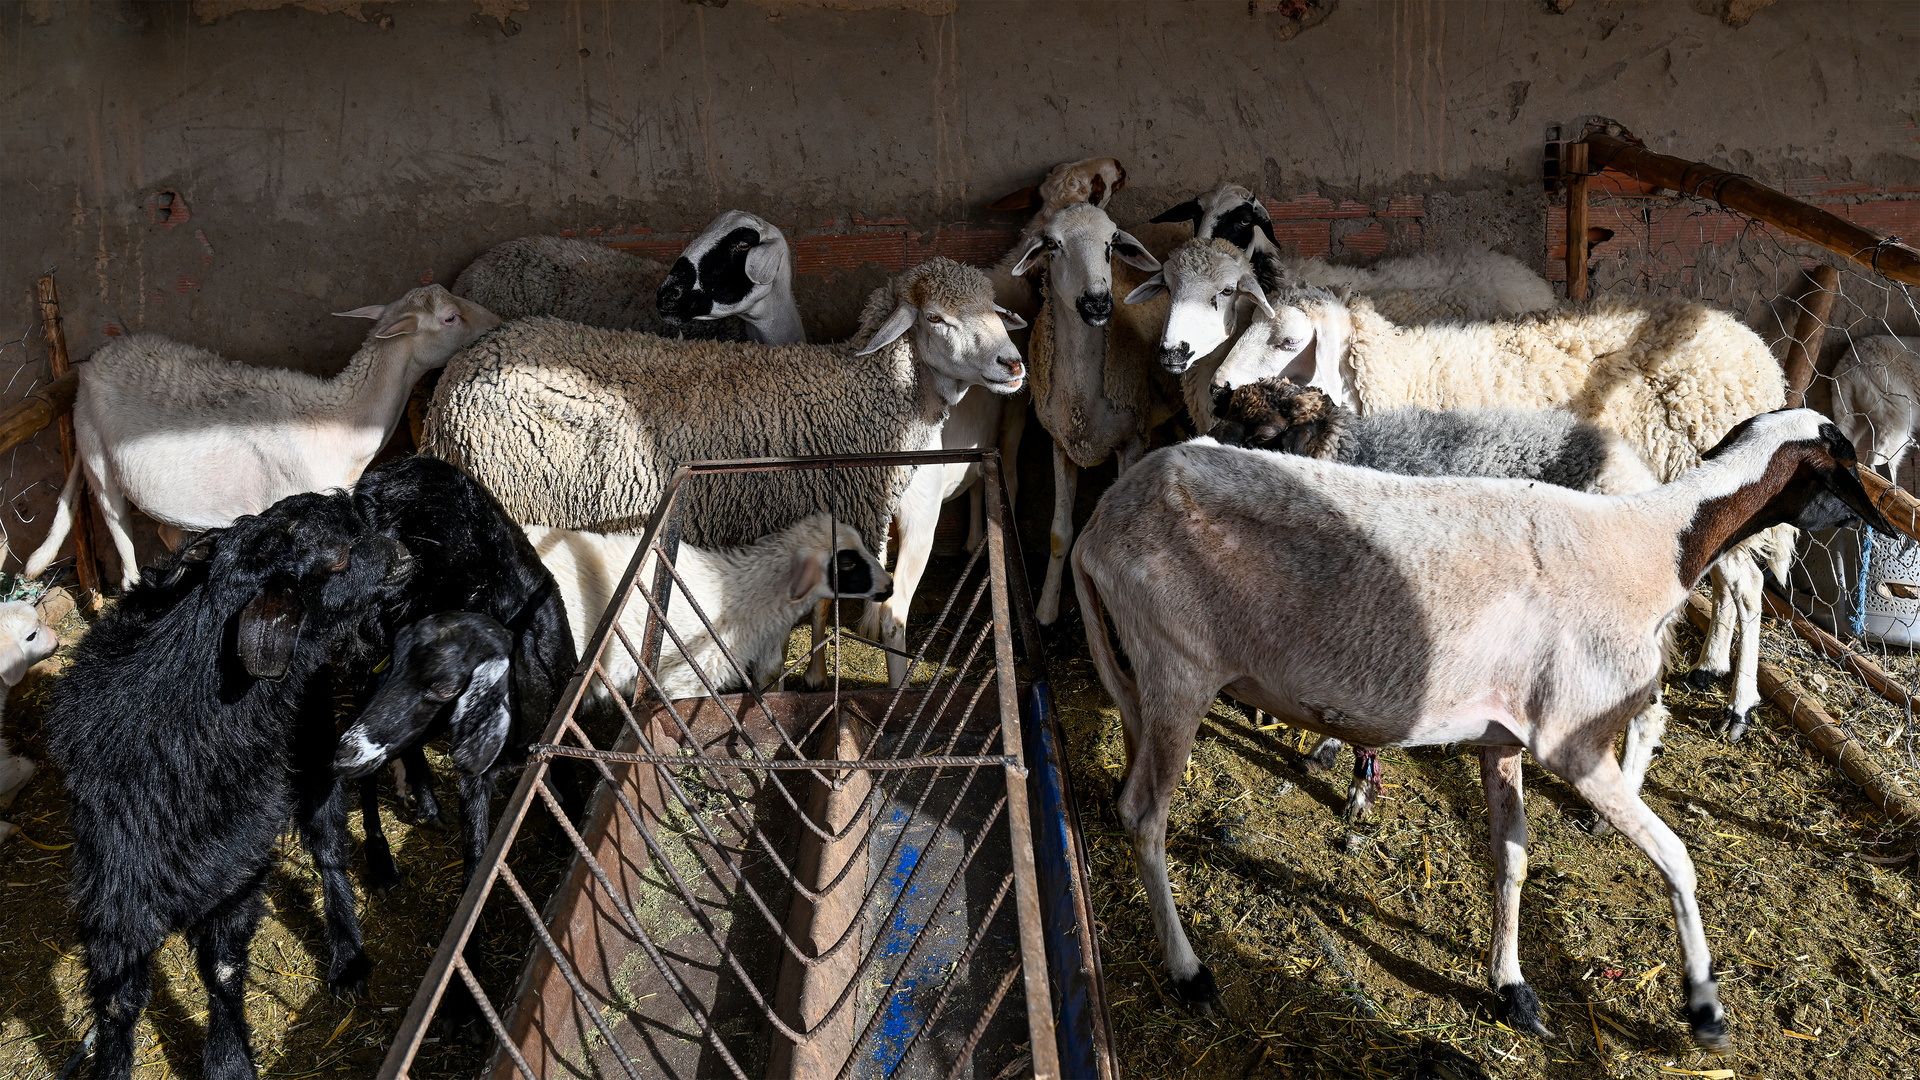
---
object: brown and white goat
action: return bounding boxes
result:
[1071,409,1894,1048]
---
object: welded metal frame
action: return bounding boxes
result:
[377,449,1111,1080]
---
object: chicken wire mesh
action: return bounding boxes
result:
[382,451,1108,1080]
[1575,176,1920,822]
[0,311,62,602]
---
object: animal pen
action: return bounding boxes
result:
[369,450,1112,1080]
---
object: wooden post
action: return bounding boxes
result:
[33,275,103,604]
[1782,264,1841,408]
[1584,133,1920,286]
[0,371,77,456]
[1857,467,1920,547]
[1565,140,1591,303]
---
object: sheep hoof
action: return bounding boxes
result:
[1497,983,1555,1038]
[1170,965,1221,1018]
[329,953,372,1000]
[1717,708,1751,743]
[1685,668,1719,692]
[1688,1004,1731,1050]
[1584,812,1615,837]
[1302,740,1342,773]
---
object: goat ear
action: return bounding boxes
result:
[856,303,919,356]
[787,549,826,603]
[1113,230,1161,272]
[1236,273,1275,319]
[1151,199,1203,226]
[448,657,514,775]
[993,303,1028,331]
[334,304,386,320]
[1124,273,1168,305]
[237,586,304,681]
[744,237,784,286]
[372,312,422,339]
[1007,235,1049,277]
[988,185,1041,212]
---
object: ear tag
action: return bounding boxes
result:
[373,654,391,674]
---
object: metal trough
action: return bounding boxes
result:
[378,451,1113,1080]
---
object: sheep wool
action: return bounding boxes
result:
[452,235,741,340]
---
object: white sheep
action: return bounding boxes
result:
[0,600,59,847]
[525,514,892,702]
[653,209,806,344]
[1072,410,1893,1046]
[1212,285,1797,740]
[1830,335,1920,483]
[423,258,1026,686]
[22,285,499,590]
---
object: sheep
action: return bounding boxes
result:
[346,454,578,892]
[452,210,799,343]
[1212,378,1672,814]
[0,600,59,848]
[1071,409,1895,1047]
[525,512,893,703]
[49,491,414,1080]
[22,285,498,591]
[423,257,1026,686]
[1210,286,1797,740]
[1830,335,1920,484]
[653,209,806,344]
[1151,183,1555,314]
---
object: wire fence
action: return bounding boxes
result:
[0,310,60,604]
[1579,180,1920,822]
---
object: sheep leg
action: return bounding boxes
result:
[1725,562,1765,741]
[1115,677,1221,1016]
[189,887,267,1080]
[399,744,442,824]
[84,456,144,593]
[877,469,942,685]
[1692,560,1762,740]
[1036,445,1079,626]
[1563,754,1727,1049]
[1302,735,1344,772]
[457,771,497,887]
[1479,744,1552,1038]
[1343,745,1381,821]
[1117,434,1146,475]
[20,458,81,582]
[1593,696,1675,838]
[358,776,400,896]
[81,927,161,1080]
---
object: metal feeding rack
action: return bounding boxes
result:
[378,450,1113,1080]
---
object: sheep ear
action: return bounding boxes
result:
[159,531,222,588]
[988,185,1041,212]
[856,303,919,356]
[372,313,422,339]
[448,657,513,775]
[787,549,825,603]
[334,304,386,320]
[237,586,304,681]
[1151,199,1203,226]
[1008,235,1049,277]
[1113,230,1161,272]
[1236,273,1275,319]
[744,238,784,286]
[1124,273,1168,305]
[1250,201,1278,248]
[993,303,1028,330]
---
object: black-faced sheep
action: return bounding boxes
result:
[50,492,413,1080]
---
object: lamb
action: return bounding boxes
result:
[49,491,414,1080]
[1071,409,1895,1047]
[525,513,893,703]
[452,209,801,343]
[0,600,59,848]
[423,257,1026,685]
[1211,285,1797,740]
[22,285,498,591]
[1830,335,1920,484]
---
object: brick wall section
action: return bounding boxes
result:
[567,193,1428,277]
[1547,170,1920,283]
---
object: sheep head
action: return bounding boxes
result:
[1211,285,1356,410]
[989,156,1127,216]
[1209,379,1335,454]
[856,257,1027,405]
[1126,238,1271,374]
[656,209,792,327]
[1004,202,1160,329]
[1152,183,1278,253]
[0,600,57,687]
[335,284,501,372]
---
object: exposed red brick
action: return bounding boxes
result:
[927,229,1017,269]
[1379,195,1425,219]
[1271,219,1330,258]
[175,274,200,295]
[795,233,907,275]
[852,212,910,228]
[1339,220,1390,257]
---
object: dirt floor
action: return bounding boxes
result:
[3,537,1919,1079]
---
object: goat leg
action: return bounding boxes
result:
[80,927,159,1080]
[358,776,400,897]
[398,744,442,825]
[296,770,371,998]
[457,771,497,886]
[1480,745,1553,1038]
[190,887,267,1080]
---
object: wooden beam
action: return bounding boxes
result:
[1583,133,1920,287]
[33,275,102,603]
[0,370,76,456]
[1782,264,1841,408]
[1856,467,1920,547]
[1565,140,1590,303]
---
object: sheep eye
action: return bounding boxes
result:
[735,240,752,252]
[25,631,36,642]
[1044,239,1059,250]
[432,681,461,698]
[1281,338,1303,351]
[442,311,459,325]
[925,313,945,325]
[329,554,350,571]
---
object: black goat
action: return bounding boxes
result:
[347,455,578,892]
[50,492,412,1080]
[336,612,516,883]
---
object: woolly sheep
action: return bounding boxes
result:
[22,285,498,590]
[525,513,892,702]
[424,257,1025,684]
[1830,335,1920,484]
[1214,286,1796,738]
[0,600,58,848]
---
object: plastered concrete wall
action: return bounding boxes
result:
[0,0,1913,571]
